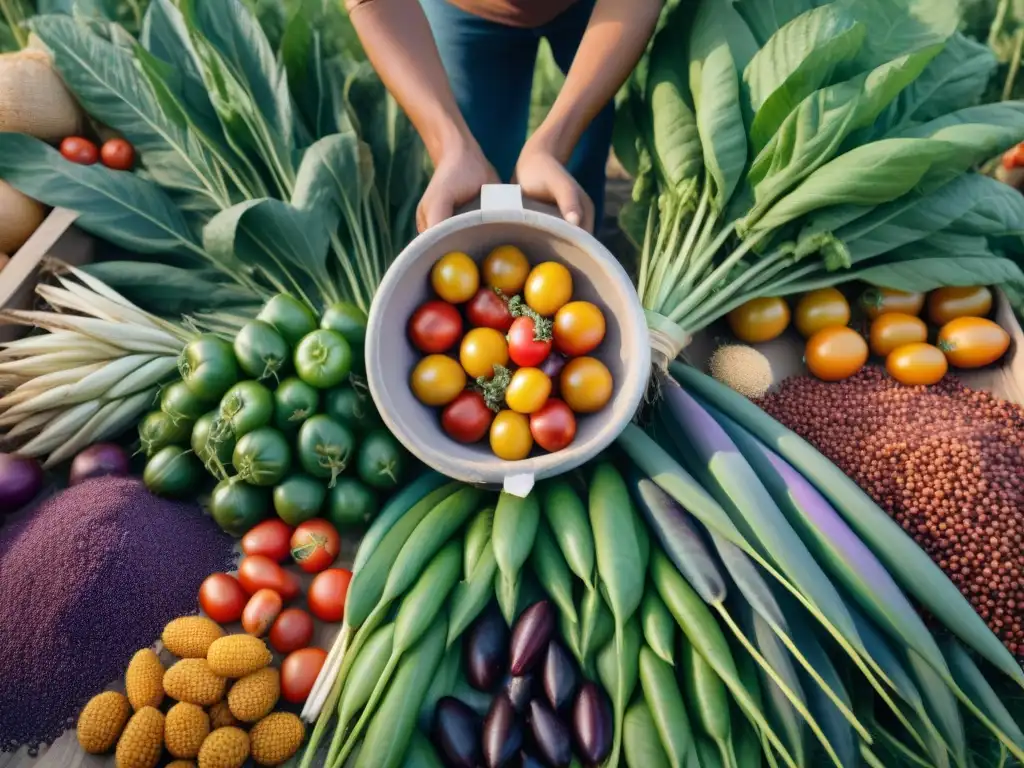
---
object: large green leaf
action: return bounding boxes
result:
[732,0,822,45]
[281,0,342,139]
[0,133,203,259]
[839,0,959,70]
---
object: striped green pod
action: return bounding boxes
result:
[463,505,494,577]
[337,623,395,730]
[448,546,499,646]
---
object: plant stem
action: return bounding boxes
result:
[1003,28,1024,102]
[636,204,657,306]
[330,234,370,314]
[657,184,711,312]
[668,230,769,324]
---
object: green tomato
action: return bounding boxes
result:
[210,477,271,537]
[327,477,378,531]
[233,427,292,486]
[294,329,352,390]
[179,335,239,401]
[143,445,201,498]
[234,320,290,382]
[357,429,406,490]
[297,414,355,486]
[323,386,381,433]
[258,294,318,348]
[218,380,274,439]
[321,302,367,375]
[274,377,320,435]
[139,410,191,457]
[273,474,327,525]
[191,410,235,477]
[160,380,211,426]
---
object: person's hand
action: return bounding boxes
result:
[514,142,595,233]
[417,142,500,233]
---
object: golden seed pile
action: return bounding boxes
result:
[708,343,775,399]
[758,367,1024,657]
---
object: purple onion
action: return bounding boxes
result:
[0,454,43,516]
[69,443,130,487]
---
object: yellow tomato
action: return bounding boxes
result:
[490,410,533,460]
[726,297,790,344]
[937,317,1010,369]
[553,301,606,356]
[524,262,573,317]
[459,327,509,379]
[482,245,530,294]
[505,368,552,414]
[560,357,613,413]
[926,286,993,326]
[431,252,479,304]
[794,288,850,338]
[886,343,948,386]
[804,327,868,382]
[868,313,927,357]
[410,355,466,406]
[859,287,925,319]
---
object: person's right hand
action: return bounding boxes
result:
[416,141,500,233]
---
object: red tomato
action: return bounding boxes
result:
[198,573,248,624]
[237,555,300,601]
[307,568,352,623]
[441,390,494,444]
[281,647,328,704]
[466,288,513,332]
[268,608,315,653]
[529,399,577,452]
[241,518,293,563]
[290,519,341,573]
[59,136,99,165]
[507,317,552,367]
[408,300,463,354]
[242,588,283,637]
[99,138,135,171]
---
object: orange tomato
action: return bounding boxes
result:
[241,588,283,637]
[459,327,509,379]
[804,327,868,382]
[553,301,606,356]
[794,288,850,338]
[727,297,790,344]
[505,368,552,414]
[937,317,1010,369]
[560,357,613,413]
[489,410,533,460]
[859,287,925,320]
[886,343,948,386]
[482,245,530,294]
[868,313,927,357]
[926,286,992,326]
[431,252,479,304]
[410,355,466,406]
[524,262,573,317]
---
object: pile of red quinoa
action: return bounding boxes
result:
[758,367,1024,659]
[0,476,236,753]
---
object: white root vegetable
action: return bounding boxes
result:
[0,49,84,143]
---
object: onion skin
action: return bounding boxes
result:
[68,443,130,487]
[0,453,44,516]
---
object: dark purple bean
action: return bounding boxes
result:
[572,682,613,765]
[509,601,556,676]
[466,608,509,691]
[541,642,577,712]
[538,352,567,381]
[483,694,523,768]
[504,674,535,714]
[528,700,572,768]
[433,697,481,768]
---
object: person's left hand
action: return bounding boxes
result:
[514,141,595,233]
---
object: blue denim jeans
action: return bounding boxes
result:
[419,0,615,225]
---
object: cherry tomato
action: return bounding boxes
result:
[804,327,868,382]
[237,555,300,601]
[505,368,552,414]
[927,286,993,326]
[794,288,850,338]
[268,608,315,653]
[482,245,530,294]
[241,518,294,563]
[937,317,1010,369]
[411,355,467,406]
[431,252,479,304]
[460,327,509,379]
[281,647,328,704]
[727,297,790,343]
[242,588,283,637]
[859,287,924,320]
[59,136,99,165]
[524,262,573,317]
[290,519,341,573]
[530,399,577,452]
[408,300,463,354]
[198,573,248,624]
[307,567,352,622]
[553,301,606,356]
[507,317,553,367]
[886,343,948,386]
[869,313,927,357]
[466,288,513,332]
[99,138,135,171]
[441,390,494,443]
[560,357,613,413]
[490,410,533,460]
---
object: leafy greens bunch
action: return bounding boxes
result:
[615,0,1024,358]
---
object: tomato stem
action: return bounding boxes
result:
[507,296,553,341]
[475,364,512,412]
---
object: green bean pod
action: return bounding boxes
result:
[623,697,671,768]
[463,505,494,577]
[448,546,499,647]
[541,479,595,590]
[639,646,694,767]
[530,517,579,625]
[641,587,676,666]
[680,635,736,768]
[492,490,540,624]
[402,730,445,768]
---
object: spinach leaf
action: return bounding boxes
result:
[281,0,344,139]
[732,0,822,46]
[839,0,958,70]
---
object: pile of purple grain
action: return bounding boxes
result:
[758,367,1024,658]
[0,476,236,753]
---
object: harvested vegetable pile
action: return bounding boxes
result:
[0,476,236,752]
[758,367,1024,658]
